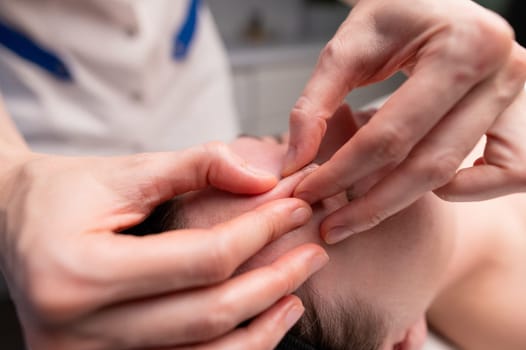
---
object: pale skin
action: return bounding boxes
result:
[0,100,329,350]
[285,0,526,244]
[179,112,526,349]
[1,0,526,347]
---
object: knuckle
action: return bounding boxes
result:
[319,36,356,89]
[242,203,284,242]
[291,97,330,137]
[320,37,346,66]
[484,48,526,107]
[370,126,408,163]
[194,296,237,339]
[202,236,235,282]
[200,141,231,168]
[439,14,513,82]
[465,14,513,72]
[268,264,295,295]
[415,153,460,188]
[198,141,233,184]
[26,275,82,324]
[258,204,289,241]
[291,96,314,118]
[360,202,387,230]
[202,141,229,157]
[503,45,526,86]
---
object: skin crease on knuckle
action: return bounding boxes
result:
[196,142,231,187]
[362,202,388,231]
[266,262,296,297]
[201,232,235,284]
[321,37,348,73]
[290,97,328,149]
[496,47,526,101]
[190,289,240,342]
[414,152,461,189]
[368,125,409,165]
[459,11,513,77]
[253,203,289,243]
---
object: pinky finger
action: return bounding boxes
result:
[181,295,304,350]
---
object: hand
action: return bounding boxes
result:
[0,143,328,350]
[283,0,526,243]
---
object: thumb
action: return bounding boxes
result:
[105,142,278,210]
[282,20,383,176]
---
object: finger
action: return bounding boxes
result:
[105,142,279,214]
[282,14,390,176]
[184,295,304,350]
[293,32,513,204]
[81,244,327,348]
[320,51,526,243]
[314,104,359,164]
[82,198,313,307]
[437,87,526,200]
[351,44,526,203]
[283,14,513,177]
[435,164,520,201]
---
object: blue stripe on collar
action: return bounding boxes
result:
[173,0,201,61]
[0,19,72,81]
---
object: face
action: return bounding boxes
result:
[179,109,455,349]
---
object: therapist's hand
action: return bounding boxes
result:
[0,144,327,350]
[283,0,526,243]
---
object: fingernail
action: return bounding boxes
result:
[325,226,354,244]
[308,252,329,275]
[291,207,312,225]
[285,304,305,328]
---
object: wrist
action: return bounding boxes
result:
[0,149,38,264]
[0,148,38,206]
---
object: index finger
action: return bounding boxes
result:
[292,27,515,205]
[80,198,313,309]
[282,39,355,176]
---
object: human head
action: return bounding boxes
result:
[130,106,455,349]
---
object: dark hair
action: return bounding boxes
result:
[289,281,386,350]
[126,198,386,350]
[122,197,185,236]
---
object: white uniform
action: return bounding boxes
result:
[0,0,238,155]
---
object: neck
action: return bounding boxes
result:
[428,195,526,349]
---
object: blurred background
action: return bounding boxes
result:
[0,0,523,348]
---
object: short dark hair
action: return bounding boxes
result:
[126,198,387,349]
[290,281,386,350]
[123,197,185,236]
